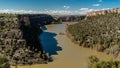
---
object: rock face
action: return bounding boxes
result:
[0,14,54,66]
[86,8,120,17]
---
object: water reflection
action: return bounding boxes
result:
[40,26,62,57]
[41,26,47,30]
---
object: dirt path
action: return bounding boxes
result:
[12,23,113,68]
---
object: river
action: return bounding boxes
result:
[13,23,113,68]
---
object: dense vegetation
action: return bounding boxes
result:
[88,55,120,68]
[0,56,10,68]
[68,13,120,57]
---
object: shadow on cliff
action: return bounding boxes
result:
[19,20,43,52]
[18,14,55,53]
[40,26,62,57]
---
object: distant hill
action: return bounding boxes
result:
[53,15,86,22]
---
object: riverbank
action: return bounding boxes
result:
[11,23,114,68]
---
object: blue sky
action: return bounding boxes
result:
[0,0,120,15]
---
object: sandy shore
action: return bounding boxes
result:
[12,23,113,68]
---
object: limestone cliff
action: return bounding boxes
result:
[86,8,120,17]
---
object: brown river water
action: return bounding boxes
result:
[12,23,113,68]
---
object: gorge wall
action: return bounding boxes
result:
[0,14,54,66]
[67,9,120,58]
